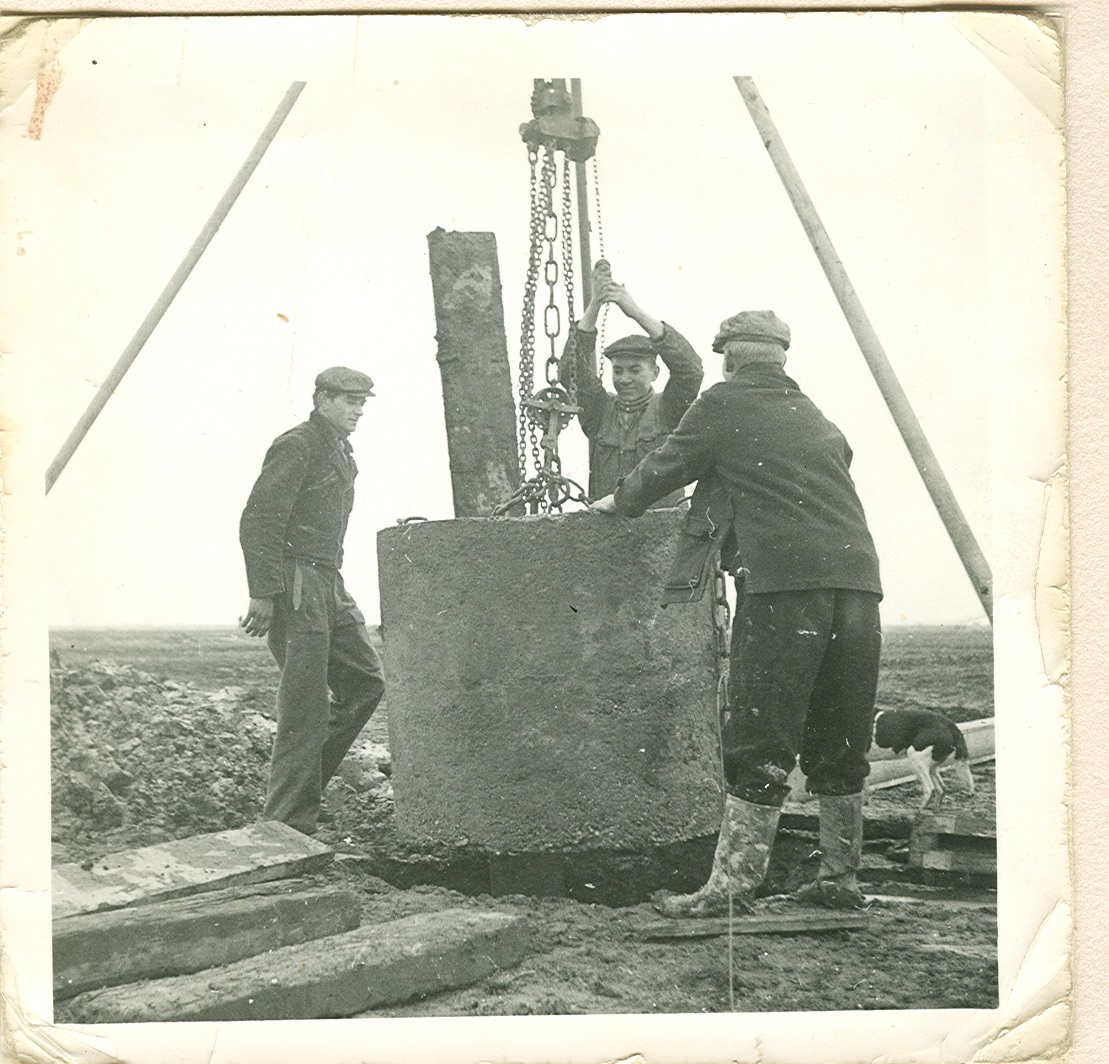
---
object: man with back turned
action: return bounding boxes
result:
[592,310,883,915]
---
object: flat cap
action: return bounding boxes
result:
[603,334,657,361]
[712,310,791,353]
[314,366,375,396]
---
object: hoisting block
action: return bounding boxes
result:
[377,510,721,854]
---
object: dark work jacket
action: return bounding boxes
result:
[562,323,703,505]
[240,411,357,598]
[613,364,882,603]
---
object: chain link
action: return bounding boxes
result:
[517,147,557,491]
[559,156,579,405]
[505,126,604,515]
[590,156,608,380]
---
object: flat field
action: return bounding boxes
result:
[49,624,997,1016]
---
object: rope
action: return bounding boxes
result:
[710,551,737,1011]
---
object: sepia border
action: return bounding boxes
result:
[1,2,1100,1062]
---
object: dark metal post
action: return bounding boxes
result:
[570,79,593,310]
[733,76,993,624]
[46,81,307,494]
[426,229,522,517]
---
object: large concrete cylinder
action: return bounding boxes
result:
[377,511,722,852]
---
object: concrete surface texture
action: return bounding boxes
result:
[51,821,333,918]
[53,882,362,999]
[61,908,532,1023]
[377,509,722,851]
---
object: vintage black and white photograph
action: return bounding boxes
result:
[0,11,1068,1063]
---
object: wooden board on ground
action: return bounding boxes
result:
[52,822,334,919]
[866,893,997,911]
[913,813,997,838]
[909,813,997,878]
[54,881,362,1000]
[637,910,868,941]
[920,850,998,875]
[58,907,531,1023]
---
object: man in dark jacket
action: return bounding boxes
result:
[591,310,882,915]
[239,367,385,836]
[562,262,703,506]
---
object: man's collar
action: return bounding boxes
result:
[308,409,351,448]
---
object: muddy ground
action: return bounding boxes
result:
[50,626,997,1016]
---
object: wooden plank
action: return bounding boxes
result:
[913,813,997,838]
[638,910,868,941]
[52,822,333,919]
[54,882,362,1000]
[426,229,520,517]
[922,850,997,875]
[866,893,997,911]
[58,908,531,1023]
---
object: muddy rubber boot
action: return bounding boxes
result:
[793,793,866,910]
[652,795,781,918]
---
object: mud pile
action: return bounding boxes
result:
[50,660,275,862]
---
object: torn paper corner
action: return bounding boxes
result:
[2,951,119,1064]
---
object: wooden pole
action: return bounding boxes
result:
[46,81,307,494]
[426,229,521,517]
[569,79,594,310]
[732,76,993,624]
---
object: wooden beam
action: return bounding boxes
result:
[46,81,306,494]
[732,76,993,625]
[52,821,333,918]
[54,882,361,1000]
[637,909,868,941]
[426,229,521,516]
[59,908,532,1023]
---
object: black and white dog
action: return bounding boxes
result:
[872,708,976,809]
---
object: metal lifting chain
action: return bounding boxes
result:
[499,143,588,517]
[516,149,545,482]
[590,155,609,380]
[559,155,578,406]
[532,148,559,482]
[541,149,561,392]
[498,80,599,518]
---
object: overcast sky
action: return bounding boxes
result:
[1,13,1063,627]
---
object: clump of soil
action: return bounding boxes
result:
[50,660,275,863]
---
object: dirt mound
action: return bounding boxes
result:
[50,660,275,863]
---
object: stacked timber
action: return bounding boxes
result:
[53,821,532,1023]
[908,813,997,878]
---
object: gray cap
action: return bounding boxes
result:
[712,310,791,353]
[314,366,375,397]
[603,334,657,361]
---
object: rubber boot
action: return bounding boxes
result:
[652,794,781,917]
[792,793,866,910]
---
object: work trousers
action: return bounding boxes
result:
[722,584,882,807]
[264,559,385,835]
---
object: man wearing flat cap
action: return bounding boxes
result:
[239,366,385,836]
[561,261,703,506]
[592,311,882,917]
